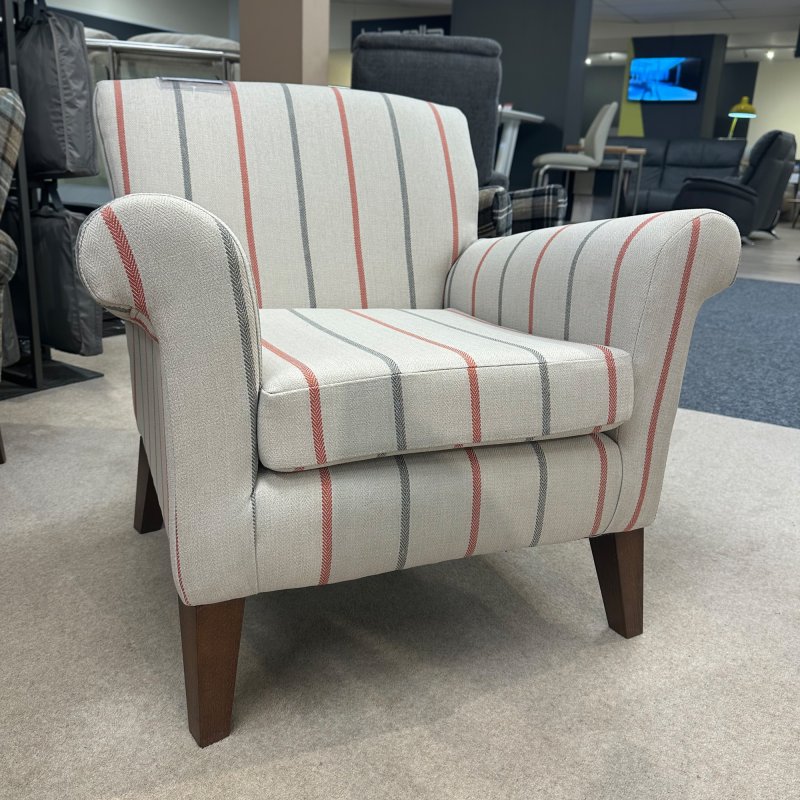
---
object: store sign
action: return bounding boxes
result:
[351,15,451,44]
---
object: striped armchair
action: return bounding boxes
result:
[76,79,740,746]
[0,89,25,464]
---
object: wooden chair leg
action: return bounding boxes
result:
[590,528,644,639]
[134,437,162,533]
[0,425,5,464]
[179,596,245,747]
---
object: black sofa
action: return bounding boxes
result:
[609,136,746,214]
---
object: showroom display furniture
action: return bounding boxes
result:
[0,88,25,463]
[76,78,741,747]
[351,32,563,236]
[532,101,618,187]
[609,136,746,214]
[675,130,796,238]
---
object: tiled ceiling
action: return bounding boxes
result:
[593,0,800,23]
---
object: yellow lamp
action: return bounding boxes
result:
[728,96,756,138]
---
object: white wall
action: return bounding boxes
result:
[748,59,800,147]
[53,0,230,37]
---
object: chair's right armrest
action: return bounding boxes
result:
[76,193,262,606]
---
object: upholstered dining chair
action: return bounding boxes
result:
[76,78,740,747]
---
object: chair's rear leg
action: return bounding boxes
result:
[0,425,5,464]
[134,437,163,533]
[590,528,644,638]
[179,596,245,747]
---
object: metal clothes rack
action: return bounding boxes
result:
[0,0,101,399]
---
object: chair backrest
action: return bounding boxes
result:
[741,130,796,231]
[583,101,618,165]
[94,79,478,309]
[352,33,502,187]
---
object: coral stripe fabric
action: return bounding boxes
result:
[318,467,333,584]
[625,216,702,530]
[113,81,131,195]
[332,87,368,308]
[228,82,262,307]
[100,206,149,319]
[464,448,482,557]
[429,102,459,265]
[604,212,664,345]
[589,432,609,535]
[471,239,501,316]
[528,226,568,333]
[260,337,327,465]
[595,344,618,425]
[347,309,482,444]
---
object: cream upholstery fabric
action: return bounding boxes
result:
[77,81,741,606]
[258,307,633,471]
[93,79,477,310]
[445,210,741,531]
[254,434,622,592]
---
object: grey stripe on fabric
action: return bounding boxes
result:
[216,223,260,507]
[529,442,547,547]
[172,82,192,201]
[563,219,612,340]
[289,310,408,450]
[497,230,537,325]
[400,310,552,436]
[394,455,411,570]
[281,83,317,307]
[381,93,416,308]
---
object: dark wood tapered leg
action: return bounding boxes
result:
[590,528,644,639]
[0,425,5,464]
[134,437,162,533]
[179,596,245,747]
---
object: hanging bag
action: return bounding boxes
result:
[33,184,102,354]
[14,0,97,178]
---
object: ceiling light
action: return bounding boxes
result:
[585,57,592,65]
[766,50,775,60]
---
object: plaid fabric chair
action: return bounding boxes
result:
[509,184,568,233]
[76,79,740,746]
[0,89,25,464]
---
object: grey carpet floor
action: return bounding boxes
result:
[1,338,799,800]
[680,278,800,428]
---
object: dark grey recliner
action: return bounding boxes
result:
[674,130,796,237]
[352,33,504,189]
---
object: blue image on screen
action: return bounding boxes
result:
[628,57,701,102]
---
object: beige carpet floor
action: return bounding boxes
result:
[1,337,798,800]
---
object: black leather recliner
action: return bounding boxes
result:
[674,131,797,237]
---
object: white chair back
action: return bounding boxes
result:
[583,101,618,165]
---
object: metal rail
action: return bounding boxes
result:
[85,38,240,81]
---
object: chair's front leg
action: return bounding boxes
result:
[133,437,163,534]
[590,529,644,639]
[179,596,245,747]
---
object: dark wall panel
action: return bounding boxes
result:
[713,61,759,139]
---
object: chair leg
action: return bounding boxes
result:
[590,528,644,639]
[179,596,245,747]
[134,437,163,533]
[0,425,5,464]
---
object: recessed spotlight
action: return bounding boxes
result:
[766,50,775,60]
[585,57,592,65]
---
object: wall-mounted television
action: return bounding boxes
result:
[627,57,703,102]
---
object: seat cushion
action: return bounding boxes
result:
[257,308,633,471]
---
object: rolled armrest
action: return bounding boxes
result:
[680,176,757,197]
[445,209,740,532]
[76,193,261,605]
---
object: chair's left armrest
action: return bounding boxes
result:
[76,193,262,606]
[478,185,512,238]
